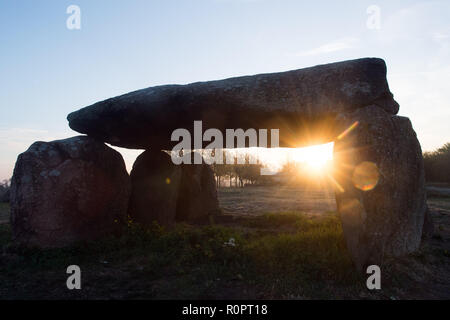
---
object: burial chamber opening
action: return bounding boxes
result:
[123,113,381,225]
[201,142,339,216]
[121,113,349,217]
[186,117,381,220]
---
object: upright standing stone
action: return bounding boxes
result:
[333,106,427,270]
[10,136,130,248]
[176,155,220,223]
[128,150,182,227]
[128,151,220,226]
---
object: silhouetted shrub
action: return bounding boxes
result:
[423,143,450,183]
[0,179,10,203]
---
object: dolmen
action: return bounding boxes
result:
[10,57,430,271]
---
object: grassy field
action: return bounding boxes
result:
[0,187,449,299]
[0,211,368,299]
[218,185,336,215]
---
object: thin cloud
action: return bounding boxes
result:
[294,37,358,57]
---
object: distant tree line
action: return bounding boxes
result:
[0,178,11,203]
[207,148,334,188]
[423,142,450,183]
[209,151,265,188]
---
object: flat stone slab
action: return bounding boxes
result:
[68,58,399,149]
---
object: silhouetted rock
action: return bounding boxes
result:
[334,106,427,271]
[10,136,130,248]
[128,150,182,227]
[128,151,219,227]
[176,156,220,223]
[68,58,399,149]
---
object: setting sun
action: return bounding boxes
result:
[221,142,335,176]
[292,143,334,171]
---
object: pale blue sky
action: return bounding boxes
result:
[1,0,449,179]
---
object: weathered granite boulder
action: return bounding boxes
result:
[10,136,130,248]
[128,151,219,226]
[68,58,399,149]
[128,150,182,227]
[333,106,427,270]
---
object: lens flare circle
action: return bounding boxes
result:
[352,161,379,191]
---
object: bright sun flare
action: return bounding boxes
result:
[292,142,334,171]
[229,142,334,175]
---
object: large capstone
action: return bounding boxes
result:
[67,58,399,149]
[10,136,130,248]
[128,151,219,227]
[333,106,427,271]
